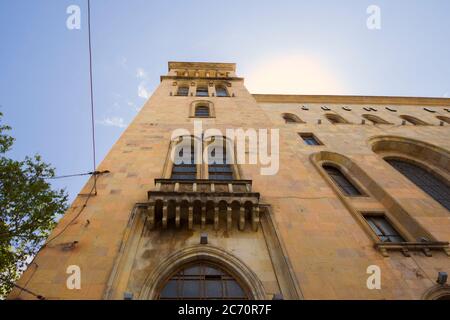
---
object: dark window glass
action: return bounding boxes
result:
[364,215,405,243]
[386,159,450,211]
[171,145,196,180]
[158,263,248,300]
[216,86,228,97]
[160,280,177,298]
[195,106,210,117]
[299,133,321,146]
[323,165,362,196]
[177,87,189,96]
[196,87,209,97]
[208,146,233,181]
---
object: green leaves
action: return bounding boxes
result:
[0,112,68,298]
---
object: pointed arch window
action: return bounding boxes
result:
[386,159,450,211]
[323,165,363,196]
[208,141,234,181]
[171,141,197,180]
[399,115,429,126]
[158,263,249,300]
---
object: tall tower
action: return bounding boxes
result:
[9,62,450,300]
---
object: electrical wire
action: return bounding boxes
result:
[87,0,97,194]
[44,170,110,180]
[43,180,96,247]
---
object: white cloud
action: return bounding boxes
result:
[138,82,151,99]
[97,117,127,128]
[136,68,148,80]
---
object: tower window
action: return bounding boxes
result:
[177,86,189,96]
[386,159,450,211]
[363,214,405,243]
[196,87,209,97]
[195,106,210,117]
[323,165,363,196]
[215,86,229,97]
[299,133,322,146]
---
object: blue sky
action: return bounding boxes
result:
[1,0,449,202]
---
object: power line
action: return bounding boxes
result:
[43,181,97,247]
[87,0,97,194]
[44,170,110,180]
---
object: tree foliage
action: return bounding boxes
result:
[0,112,68,298]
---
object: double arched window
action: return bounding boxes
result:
[158,262,249,300]
[168,135,237,181]
[386,159,450,211]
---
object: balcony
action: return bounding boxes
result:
[144,179,261,232]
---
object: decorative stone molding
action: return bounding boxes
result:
[189,100,216,118]
[422,285,450,300]
[139,245,267,300]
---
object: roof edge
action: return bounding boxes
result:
[252,94,450,106]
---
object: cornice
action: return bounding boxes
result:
[252,94,450,106]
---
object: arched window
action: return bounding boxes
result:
[207,138,234,180]
[325,113,350,124]
[171,139,196,180]
[386,159,450,211]
[282,113,304,124]
[323,165,363,196]
[399,115,429,126]
[437,115,450,124]
[362,114,392,125]
[177,86,189,96]
[158,262,249,300]
[215,85,229,97]
[195,105,210,117]
[196,86,209,97]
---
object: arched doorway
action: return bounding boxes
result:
[158,261,249,300]
[139,245,267,300]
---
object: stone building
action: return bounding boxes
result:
[9,61,450,300]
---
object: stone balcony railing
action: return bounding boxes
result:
[143,179,261,232]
